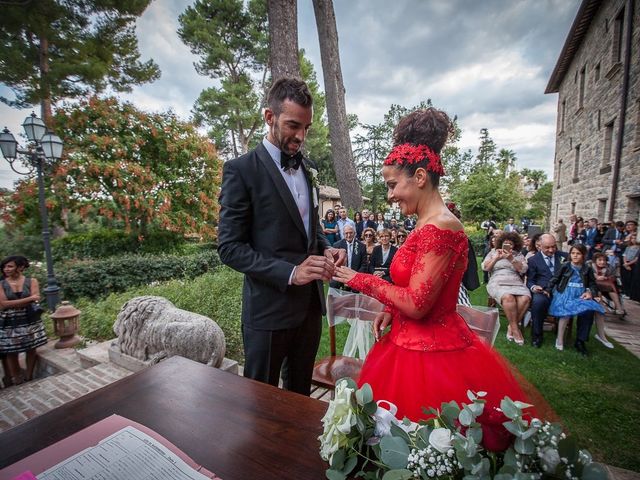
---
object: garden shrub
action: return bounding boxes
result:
[53,250,221,301]
[51,228,191,261]
[72,267,244,362]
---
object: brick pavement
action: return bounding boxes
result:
[0,362,132,433]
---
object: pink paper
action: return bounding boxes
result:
[10,473,36,480]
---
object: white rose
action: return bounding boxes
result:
[429,428,453,453]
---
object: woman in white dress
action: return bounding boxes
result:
[482,232,530,345]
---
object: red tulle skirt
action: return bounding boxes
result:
[358,336,537,450]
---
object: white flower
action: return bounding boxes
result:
[539,447,561,472]
[318,380,357,461]
[429,428,453,453]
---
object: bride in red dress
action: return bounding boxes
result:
[333,108,534,448]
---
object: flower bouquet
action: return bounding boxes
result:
[318,378,607,480]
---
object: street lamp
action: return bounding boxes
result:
[0,112,62,312]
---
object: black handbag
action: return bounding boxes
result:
[26,302,44,322]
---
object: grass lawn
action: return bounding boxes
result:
[316,260,640,472]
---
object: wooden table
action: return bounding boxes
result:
[0,356,329,479]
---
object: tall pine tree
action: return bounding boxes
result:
[0,0,160,127]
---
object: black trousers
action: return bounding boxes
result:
[242,294,322,396]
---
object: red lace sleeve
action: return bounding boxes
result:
[347,227,467,320]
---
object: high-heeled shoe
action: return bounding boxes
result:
[555,339,564,351]
[514,337,525,346]
[594,333,614,349]
[506,332,514,342]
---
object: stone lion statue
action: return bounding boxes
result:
[112,296,225,368]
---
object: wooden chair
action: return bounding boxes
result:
[311,323,364,390]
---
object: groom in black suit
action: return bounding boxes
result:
[218,78,345,395]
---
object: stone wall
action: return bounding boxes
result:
[551,0,640,224]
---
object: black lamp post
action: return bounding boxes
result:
[0,112,63,312]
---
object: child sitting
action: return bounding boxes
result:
[592,252,625,315]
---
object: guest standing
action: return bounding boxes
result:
[321,209,339,245]
[0,255,47,385]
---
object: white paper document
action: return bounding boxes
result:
[37,426,210,480]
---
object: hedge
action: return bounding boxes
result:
[42,250,221,301]
[50,228,210,261]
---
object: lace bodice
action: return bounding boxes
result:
[348,224,475,352]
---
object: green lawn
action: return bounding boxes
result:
[317,262,640,472]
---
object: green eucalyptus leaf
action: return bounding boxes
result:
[356,383,373,406]
[331,449,346,470]
[417,425,432,448]
[503,421,522,437]
[498,464,518,475]
[467,390,477,402]
[520,426,537,440]
[380,436,410,469]
[500,397,519,420]
[467,426,483,444]
[363,401,377,416]
[459,407,474,426]
[514,437,535,455]
[468,401,484,416]
[342,455,358,475]
[340,377,358,390]
[503,448,517,466]
[326,468,347,480]
[442,401,461,424]
[390,423,411,443]
[514,473,538,480]
[494,474,515,480]
[582,462,608,480]
[513,401,533,410]
[382,469,415,480]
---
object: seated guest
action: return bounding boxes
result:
[546,244,609,353]
[360,227,377,273]
[526,232,542,260]
[368,229,397,283]
[592,252,625,315]
[526,234,569,348]
[482,229,502,283]
[520,235,530,257]
[330,225,365,290]
[482,232,529,345]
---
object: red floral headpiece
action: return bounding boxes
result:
[383,143,445,176]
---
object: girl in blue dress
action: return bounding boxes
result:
[546,244,612,351]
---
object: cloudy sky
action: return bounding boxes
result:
[0,0,581,189]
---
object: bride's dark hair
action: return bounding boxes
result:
[391,107,454,186]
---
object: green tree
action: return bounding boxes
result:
[46,97,221,239]
[178,0,268,159]
[0,0,160,126]
[476,128,497,169]
[520,168,548,190]
[353,123,388,213]
[497,148,517,176]
[455,164,525,223]
[526,181,553,226]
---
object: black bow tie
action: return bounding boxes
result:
[280,151,303,171]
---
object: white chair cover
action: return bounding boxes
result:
[326,288,384,360]
[456,304,500,346]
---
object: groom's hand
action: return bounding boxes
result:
[325,247,346,267]
[293,255,335,285]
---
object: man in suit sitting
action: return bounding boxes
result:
[526,234,568,348]
[330,224,366,291]
[218,78,345,395]
[602,221,627,265]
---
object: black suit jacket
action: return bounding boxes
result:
[526,251,569,290]
[329,239,366,288]
[217,143,329,330]
[368,244,398,283]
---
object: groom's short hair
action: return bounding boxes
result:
[267,78,313,116]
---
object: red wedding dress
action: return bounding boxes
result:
[347,224,536,439]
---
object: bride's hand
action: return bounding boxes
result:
[333,265,357,285]
[373,311,392,341]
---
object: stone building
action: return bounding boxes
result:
[546,0,639,224]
